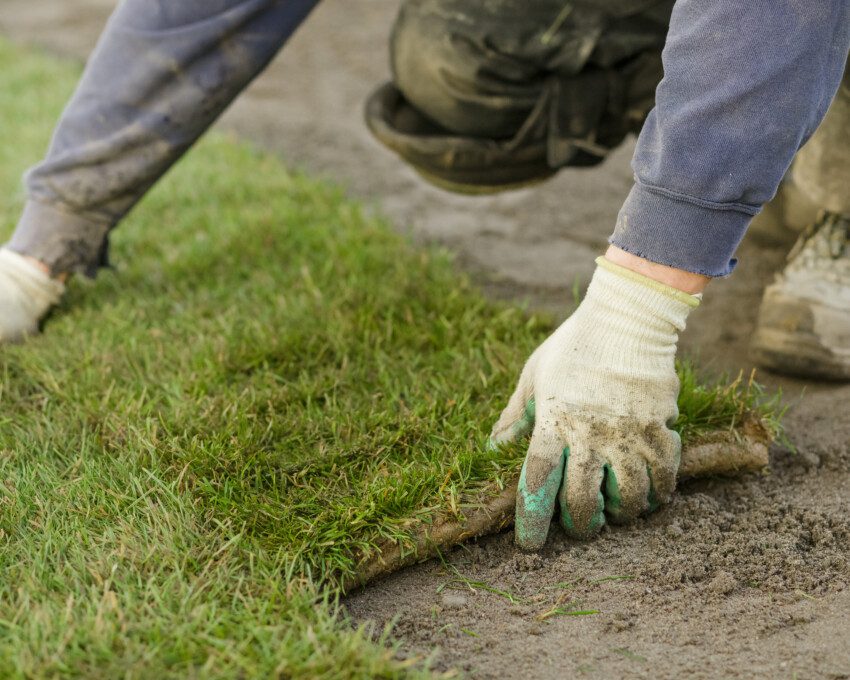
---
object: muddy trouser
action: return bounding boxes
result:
[392,0,850,276]
[7,0,850,278]
[390,0,676,166]
[7,0,320,277]
[393,2,850,216]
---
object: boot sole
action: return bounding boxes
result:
[751,287,850,381]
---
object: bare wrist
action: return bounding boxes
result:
[604,245,710,295]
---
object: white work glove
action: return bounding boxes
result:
[0,248,65,343]
[490,257,700,550]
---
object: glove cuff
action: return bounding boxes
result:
[580,257,699,340]
[595,256,701,308]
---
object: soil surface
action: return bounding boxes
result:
[3,3,849,677]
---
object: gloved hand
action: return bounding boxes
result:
[0,248,65,343]
[490,257,700,550]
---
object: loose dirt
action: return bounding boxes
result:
[2,2,849,677]
[350,425,772,591]
[349,403,850,678]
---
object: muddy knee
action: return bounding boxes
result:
[376,1,668,192]
[390,0,539,137]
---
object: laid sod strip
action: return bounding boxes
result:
[0,40,782,676]
[352,368,784,587]
[349,407,773,589]
[0,41,446,678]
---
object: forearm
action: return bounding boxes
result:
[8,0,319,276]
[610,0,850,277]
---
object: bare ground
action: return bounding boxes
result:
[2,2,849,677]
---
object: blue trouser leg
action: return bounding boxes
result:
[7,0,320,276]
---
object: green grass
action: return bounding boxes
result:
[674,363,786,444]
[0,41,781,677]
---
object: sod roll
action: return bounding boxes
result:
[346,416,770,591]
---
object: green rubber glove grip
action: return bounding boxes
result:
[515,446,565,550]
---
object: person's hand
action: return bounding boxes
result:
[490,257,700,550]
[0,248,65,343]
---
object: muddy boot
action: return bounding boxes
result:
[751,212,850,380]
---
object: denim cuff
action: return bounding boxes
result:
[6,200,111,278]
[609,181,760,277]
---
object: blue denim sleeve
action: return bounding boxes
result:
[9,0,319,276]
[610,0,850,277]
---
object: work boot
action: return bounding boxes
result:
[0,248,65,343]
[751,212,850,380]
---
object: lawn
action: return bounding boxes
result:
[0,41,779,677]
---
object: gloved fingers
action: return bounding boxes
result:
[643,426,681,511]
[557,445,606,540]
[605,423,681,521]
[489,361,537,448]
[0,249,64,343]
[514,428,566,551]
[490,398,535,450]
[601,455,651,525]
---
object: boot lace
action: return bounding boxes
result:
[787,211,850,263]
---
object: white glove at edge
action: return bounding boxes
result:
[491,256,700,549]
[0,247,65,343]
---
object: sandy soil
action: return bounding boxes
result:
[2,2,849,677]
